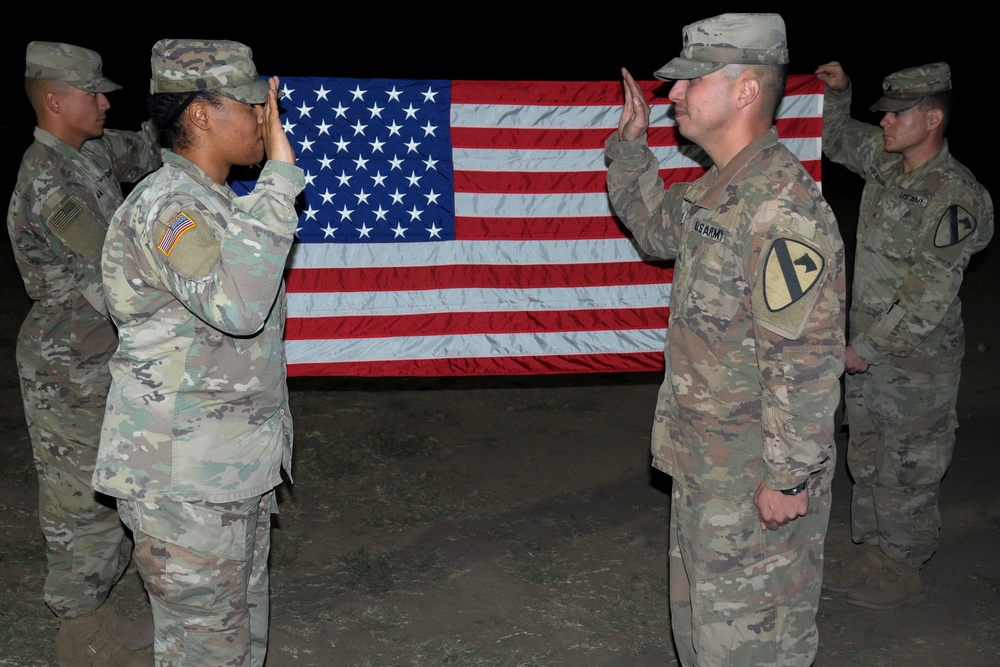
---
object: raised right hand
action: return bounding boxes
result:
[262,76,296,165]
[617,67,651,142]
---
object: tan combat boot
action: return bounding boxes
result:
[55,605,153,667]
[95,602,154,650]
[846,557,926,609]
[824,543,886,592]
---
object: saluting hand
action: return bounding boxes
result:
[262,76,296,165]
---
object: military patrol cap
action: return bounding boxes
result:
[149,39,268,104]
[869,62,952,113]
[655,13,789,81]
[24,41,121,93]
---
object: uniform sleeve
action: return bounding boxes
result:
[822,83,884,178]
[148,160,305,336]
[10,180,111,318]
[605,133,685,260]
[852,189,995,364]
[104,121,163,185]
[750,201,847,490]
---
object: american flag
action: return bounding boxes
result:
[232,74,824,377]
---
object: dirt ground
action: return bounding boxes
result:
[1,169,998,667]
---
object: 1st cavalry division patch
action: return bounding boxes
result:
[762,238,823,312]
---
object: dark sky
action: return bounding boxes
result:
[1,12,990,192]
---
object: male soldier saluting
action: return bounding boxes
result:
[7,41,160,667]
[607,13,846,667]
[816,60,994,608]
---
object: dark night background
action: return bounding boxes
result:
[0,12,991,200]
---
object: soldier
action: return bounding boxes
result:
[7,41,161,667]
[605,13,846,666]
[816,60,994,608]
[91,39,303,667]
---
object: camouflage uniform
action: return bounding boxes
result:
[823,64,994,569]
[6,41,161,620]
[91,39,304,667]
[606,14,846,666]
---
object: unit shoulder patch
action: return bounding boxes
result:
[752,236,828,340]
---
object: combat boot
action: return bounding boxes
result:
[55,606,153,667]
[824,543,885,592]
[95,601,154,650]
[846,557,926,609]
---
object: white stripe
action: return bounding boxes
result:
[289,237,655,268]
[453,136,822,173]
[287,283,672,317]
[450,93,821,129]
[285,328,668,364]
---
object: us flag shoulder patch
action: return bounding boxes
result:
[157,212,197,256]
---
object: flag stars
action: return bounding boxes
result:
[402,103,419,119]
[315,119,332,136]
[333,136,350,152]
[371,171,388,187]
[369,137,386,153]
[280,85,294,100]
[303,171,317,186]
[388,155,404,170]
[336,171,352,187]
[319,188,336,205]
[372,205,389,221]
[314,85,330,101]
[318,154,334,170]
[404,138,420,153]
[297,101,313,118]
[355,189,371,205]
[424,189,440,205]
[421,87,437,102]
[297,137,315,152]
[391,223,408,238]
[421,121,437,137]
[406,171,422,187]
[386,86,403,102]
[386,120,403,137]
[407,206,423,221]
[321,223,337,238]
[423,155,439,171]
[353,154,369,170]
[331,102,349,118]
[337,205,354,221]
[427,222,443,238]
[357,222,373,238]
[351,120,367,136]
[303,205,319,221]
[350,86,366,101]
[368,102,384,118]
[389,189,406,205]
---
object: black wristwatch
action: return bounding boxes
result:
[780,480,808,496]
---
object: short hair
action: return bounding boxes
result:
[24,77,67,116]
[917,90,953,134]
[147,89,225,150]
[721,62,788,121]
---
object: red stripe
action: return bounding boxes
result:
[288,351,666,378]
[452,80,669,106]
[455,215,627,240]
[286,261,674,293]
[286,306,671,340]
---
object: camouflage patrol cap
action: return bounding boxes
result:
[149,39,268,104]
[870,62,952,113]
[654,13,789,81]
[24,41,121,93]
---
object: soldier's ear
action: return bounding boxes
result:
[926,107,944,132]
[737,76,760,110]
[187,100,212,131]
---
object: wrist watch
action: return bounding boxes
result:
[780,480,808,496]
